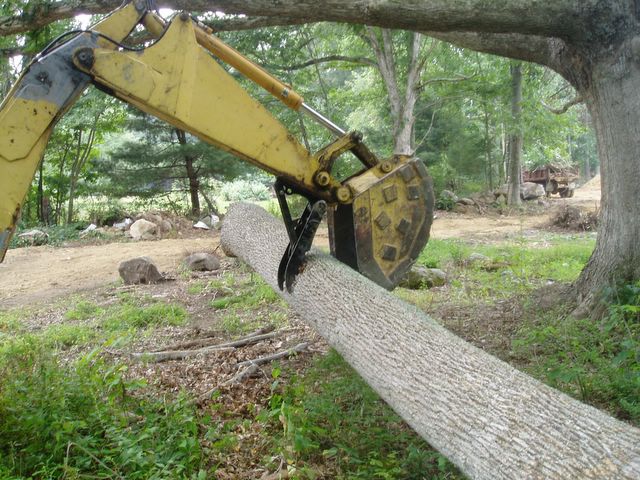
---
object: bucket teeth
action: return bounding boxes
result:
[328,158,434,290]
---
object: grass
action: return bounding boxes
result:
[513,281,640,423]
[0,345,204,479]
[1,232,636,478]
[260,351,462,479]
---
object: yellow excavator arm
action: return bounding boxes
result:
[0,1,434,290]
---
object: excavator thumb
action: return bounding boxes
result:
[328,158,434,290]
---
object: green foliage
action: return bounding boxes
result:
[65,300,102,321]
[260,350,462,479]
[0,346,203,479]
[514,281,640,423]
[103,301,187,331]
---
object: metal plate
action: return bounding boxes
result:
[328,158,434,290]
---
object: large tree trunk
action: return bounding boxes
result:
[221,202,640,480]
[574,56,640,312]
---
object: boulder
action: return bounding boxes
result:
[440,189,459,203]
[399,266,447,289]
[458,197,475,206]
[184,252,221,271]
[17,229,48,245]
[129,219,157,240]
[118,256,163,284]
[521,182,545,200]
[159,219,173,233]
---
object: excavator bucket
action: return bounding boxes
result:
[328,158,434,289]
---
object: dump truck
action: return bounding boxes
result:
[522,165,579,198]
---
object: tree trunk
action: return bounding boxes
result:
[507,62,522,205]
[574,56,640,312]
[221,202,640,480]
[176,129,201,217]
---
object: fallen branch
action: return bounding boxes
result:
[131,330,281,363]
[196,343,309,402]
[236,342,309,367]
[221,202,640,480]
[151,325,275,352]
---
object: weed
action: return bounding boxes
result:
[187,281,207,295]
[65,300,102,321]
[513,280,640,423]
[103,302,187,331]
[260,350,462,479]
[0,346,204,478]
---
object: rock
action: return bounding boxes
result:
[159,220,173,233]
[17,229,48,245]
[142,213,163,225]
[129,219,157,240]
[113,218,133,231]
[184,252,221,271]
[521,182,545,200]
[453,204,472,214]
[79,223,97,238]
[399,266,447,289]
[467,252,490,264]
[458,197,475,206]
[193,221,210,230]
[118,256,163,284]
[440,189,459,202]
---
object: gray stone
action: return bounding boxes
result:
[440,189,459,203]
[159,220,173,233]
[118,256,163,284]
[458,197,475,206]
[521,182,545,200]
[184,252,221,271]
[129,219,157,240]
[399,266,447,289]
[17,229,48,245]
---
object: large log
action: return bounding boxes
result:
[221,202,640,480]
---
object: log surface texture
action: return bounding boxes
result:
[221,202,640,480]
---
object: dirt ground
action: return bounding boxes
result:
[0,177,601,309]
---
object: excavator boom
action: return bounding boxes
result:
[0,2,433,290]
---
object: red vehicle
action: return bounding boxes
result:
[522,165,579,198]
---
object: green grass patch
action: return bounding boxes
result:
[514,281,640,424]
[417,236,595,295]
[0,345,204,479]
[210,277,281,311]
[103,302,187,331]
[260,351,463,479]
[64,300,103,321]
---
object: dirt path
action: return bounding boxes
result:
[0,177,601,309]
[0,236,218,308]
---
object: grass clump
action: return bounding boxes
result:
[514,280,640,424]
[65,300,102,321]
[261,351,462,479]
[0,345,204,479]
[103,302,187,331]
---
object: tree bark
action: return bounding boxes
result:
[221,202,640,480]
[573,49,640,311]
[176,129,201,217]
[507,62,522,206]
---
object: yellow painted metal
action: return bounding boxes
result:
[143,12,304,110]
[0,2,145,261]
[77,16,321,193]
